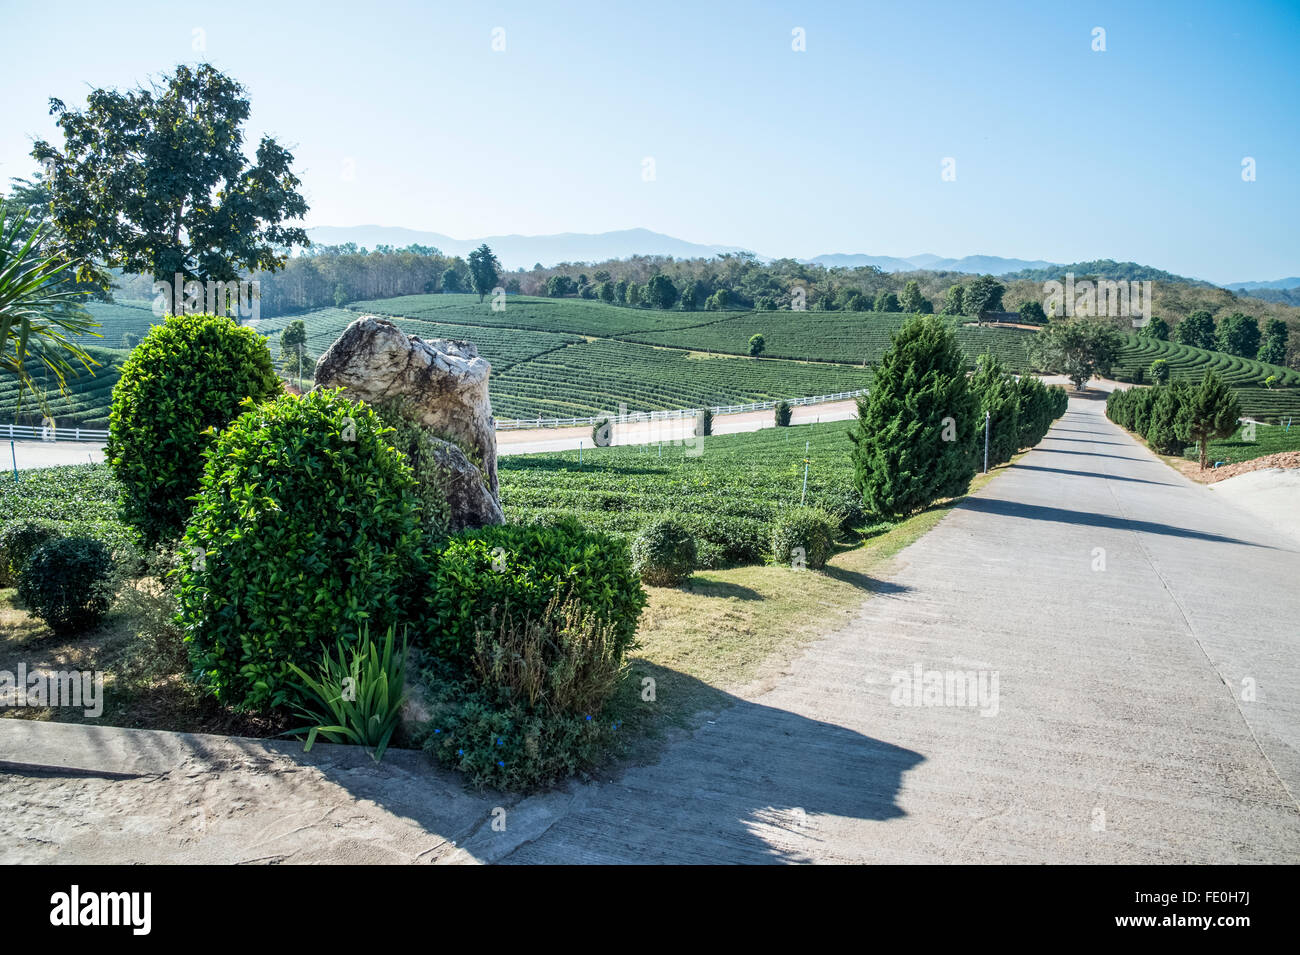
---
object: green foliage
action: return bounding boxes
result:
[422,518,646,664]
[591,417,612,447]
[1146,381,1190,454]
[694,407,714,436]
[1257,319,1288,366]
[1215,312,1262,358]
[32,63,307,285]
[1018,299,1047,325]
[1140,316,1170,341]
[899,280,927,314]
[873,290,900,313]
[770,506,836,570]
[0,519,64,587]
[748,333,765,356]
[1029,319,1122,390]
[16,535,113,635]
[941,284,965,315]
[963,275,1005,319]
[287,624,409,762]
[177,389,426,710]
[849,315,978,520]
[774,399,792,426]
[442,268,463,293]
[107,312,281,544]
[369,402,454,539]
[631,518,697,586]
[645,274,678,309]
[1149,358,1171,385]
[969,353,1021,467]
[1174,310,1216,350]
[1178,369,1242,469]
[467,244,501,303]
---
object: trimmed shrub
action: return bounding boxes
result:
[823,488,867,536]
[107,312,281,544]
[694,407,714,437]
[678,513,768,567]
[631,518,697,586]
[1149,359,1170,386]
[423,517,645,664]
[16,536,113,635]
[0,520,64,587]
[177,389,426,710]
[774,400,792,427]
[771,507,836,570]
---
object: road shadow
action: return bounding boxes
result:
[495,664,924,864]
[1034,447,1149,462]
[824,565,912,594]
[685,579,763,600]
[958,496,1272,548]
[1011,463,1178,487]
[1043,437,1126,447]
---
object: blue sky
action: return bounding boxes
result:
[1,0,1297,283]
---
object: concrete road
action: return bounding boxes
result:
[3,393,1296,863]
[4,439,104,471]
[496,394,1300,863]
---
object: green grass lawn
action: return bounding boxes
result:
[1183,421,1300,464]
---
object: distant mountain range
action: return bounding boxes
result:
[304,225,1296,291]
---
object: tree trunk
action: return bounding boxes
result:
[1199,437,1208,470]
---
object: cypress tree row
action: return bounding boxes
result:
[1105,369,1241,467]
[849,315,978,520]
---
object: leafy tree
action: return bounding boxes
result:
[838,288,869,311]
[32,64,308,289]
[706,288,729,310]
[625,282,640,306]
[597,281,615,303]
[941,284,965,315]
[122,332,140,350]
[442,267,463,293]
[1177,370,1241,470]
[748,333,765,356]
[899,280,925,314]
[645,274,678,309]
[467,243,501,303]
[1029,319,1122,391]
[873,290,900,312]
[505,277,521,294]
[1018,299,1047,325]
[1174,310,1215,350]
[1258,318,1289,365]
[1139,315,1170,341]
[614,279,629,304]
[1215,312,1261,358]
[280,319,312,382]
[963,275,1005,323]
[1149,358,1170,385]
[680,282,697,311]
[849,315,978,519]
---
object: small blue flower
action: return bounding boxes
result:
[434,728,441,734]
[585,714,592,721]
[457,748,464,756]
[496,738,504,746]
[497,760,505,768]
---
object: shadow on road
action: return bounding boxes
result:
[958,497,1272,548]
[1011,463,1178,487]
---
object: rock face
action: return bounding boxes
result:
[315,315,503,530]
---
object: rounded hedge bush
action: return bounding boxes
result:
[16,536,113,635]
[424,517,646,664]
[177,389,427,710]
[631,518,697,586]
[0,520,65,587]
[107,312,282,544]
[771,507,836,570]
[774,400,792,427]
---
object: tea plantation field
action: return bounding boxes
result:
[499,419,861,566]
[0,346,125,429]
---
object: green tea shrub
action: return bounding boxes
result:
[630,518,697,586]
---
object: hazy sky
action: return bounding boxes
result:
[2,0,1297,284]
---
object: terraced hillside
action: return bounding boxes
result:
[0,346,125,429]
[1113,335,1300,421]
[72,299,160,348]
[490,341,873,420]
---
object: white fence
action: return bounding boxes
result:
[2,423,109,443]
[494,389,869,431]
